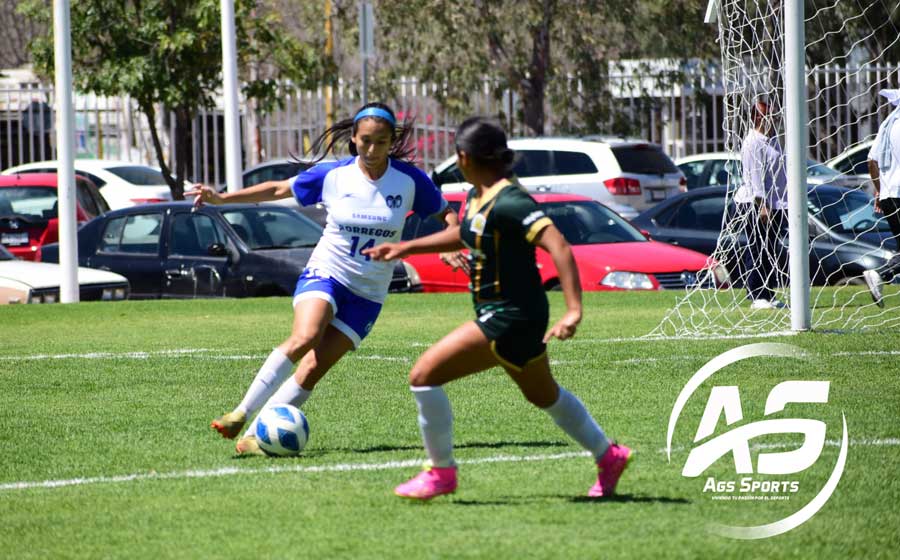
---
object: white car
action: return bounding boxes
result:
[0,243,129,304]
[826,140,875,194]
[676,151,863,191]
[2,159,175,209]
[431,137,687,218]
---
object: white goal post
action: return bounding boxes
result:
[652,0,900,338]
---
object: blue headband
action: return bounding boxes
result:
[353,107,396,127]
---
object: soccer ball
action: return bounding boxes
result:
[255,404,309,457]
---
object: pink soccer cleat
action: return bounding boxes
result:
[589,443,632,498]
[394,465,458,500]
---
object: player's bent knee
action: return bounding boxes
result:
[408,365,436,387]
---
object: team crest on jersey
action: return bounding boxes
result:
[385,194,403,209]
[470,213,487,235]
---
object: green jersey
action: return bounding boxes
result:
[460,180,554,311]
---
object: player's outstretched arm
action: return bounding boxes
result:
[364,225,464,261]
[185,179,294,208]
[533,224,583,342]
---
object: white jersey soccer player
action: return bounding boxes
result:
[294,156,447,304]
[195,102,458,455]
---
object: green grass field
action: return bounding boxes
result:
[2,292,899,558]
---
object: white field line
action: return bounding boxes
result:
[4,438,898,493]
[0,451,590,493]
[0,349,216,361]
[3,348,899,366]
[611,349,900,366]
[571,331,799,344]
[418,331,800,345]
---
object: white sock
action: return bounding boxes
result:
[236,348,294,416]
[543,387,610,461]
[243,376,312,439]
[412,385,454,468]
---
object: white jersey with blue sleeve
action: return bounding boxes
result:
[291,157,447,303]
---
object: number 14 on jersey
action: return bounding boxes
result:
[349,236,376,260]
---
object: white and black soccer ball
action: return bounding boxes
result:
[255,404,309,457]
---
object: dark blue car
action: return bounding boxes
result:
[38,202,414,298]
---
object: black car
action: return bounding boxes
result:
[632,185,897,286]
[38,202,415,298]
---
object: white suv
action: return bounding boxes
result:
[431,137,686,218]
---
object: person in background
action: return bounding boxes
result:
[864,89,900,308]
[737,99,790,310]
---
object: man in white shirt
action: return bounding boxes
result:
[738,100,788,309]
[864,89,900,307]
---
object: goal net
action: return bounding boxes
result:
[652,0,900,337]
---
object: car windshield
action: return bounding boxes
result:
[611,145,679,174]
[541,201,646,245]
[245,162,311,185]
[808,188,892,233]
[0,187,56,221]
[221,207,323,249]
[106,166,168,185]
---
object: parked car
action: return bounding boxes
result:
[401,192,725,292]
[0,243,128,304]
[0,172,109,261]
[3,159,176,209]
[243,157,320,186]
[675,152,860,191]
[431,137,687,218]
[825,140,875,194]
[631,185,897,286]
[245,157,336,227]
[38,202,415,298]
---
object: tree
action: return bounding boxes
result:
[213,1,719,138]
[18,0,326,198]
[370,0,719,136]
[0,2,44,69]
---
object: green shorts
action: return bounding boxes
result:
[474,302,549,371]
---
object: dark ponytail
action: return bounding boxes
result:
[454,116,515,175]
[302,102,416,164]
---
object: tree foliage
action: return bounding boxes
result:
[804,0,900,65]
[0,2,44,69]
[18,0,327,197]
[349,0,718,136]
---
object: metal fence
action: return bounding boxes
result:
[1,63,897,187]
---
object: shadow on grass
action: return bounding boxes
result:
[568,493,691,505]
[230,440,570,460]
[450,499,525,506]
[444,493,691,507]
[348,440,570,455]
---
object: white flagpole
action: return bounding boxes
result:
[54,0,79,303]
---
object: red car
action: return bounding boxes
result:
[0,173,109,261]
[401,192,727,292]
